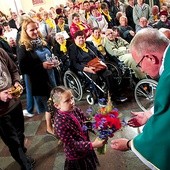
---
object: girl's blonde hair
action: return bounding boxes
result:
[19,17,46,51]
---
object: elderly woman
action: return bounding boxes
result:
[53,34,71,73]
[153,10,170,29]
[70,13,91,38]
[56,15,70,34]
[69,30,127,102]
[41,10,56,46]
[86,27,106,56]
[101,2,115,28]
[87,5,108,33]
[118,15,135,43]
[17,17,57,136]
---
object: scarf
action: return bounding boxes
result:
[98,8,102,13]
[92,35,105,53]
[60,40,67,53]
[76,22,85,31]
[76,43,88,52]
[30,37,43,48]
[92,35,102,46]
[102,10,112,22]
[96,14,103,22]
[45,18,55,29]
[91,14,103,22]
[153,15,158,21]
[85,11,90,20]
[58,22,65,31]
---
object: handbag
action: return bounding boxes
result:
[86,57,107,72]
[86,46,107,73]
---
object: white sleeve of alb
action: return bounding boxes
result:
[150,106,154,115]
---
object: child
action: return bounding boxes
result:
[49,86,105,170]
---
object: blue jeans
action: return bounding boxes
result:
[24,74,37,114]
[24,75,49,114]
[34,96,48,114]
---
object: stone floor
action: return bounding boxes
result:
[0,91,150,170]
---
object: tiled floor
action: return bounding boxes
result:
[0,92,149,170]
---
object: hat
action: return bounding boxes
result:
[159,10,168,17]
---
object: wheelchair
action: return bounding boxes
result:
[134,78,158,111]
[63,58,133,105]
[53,50,134,105]
[105,54,157,111]
[63,68,107,105]
[105,53,135,88]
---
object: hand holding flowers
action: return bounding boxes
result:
[84,95,122,154]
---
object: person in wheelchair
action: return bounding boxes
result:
[53,34,72,73]
[69,30,127,102]
[104,27,146,80]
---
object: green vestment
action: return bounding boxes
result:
[133,46,170,170]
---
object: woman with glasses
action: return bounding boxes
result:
[87,5,108,33]
[70,13,91,38]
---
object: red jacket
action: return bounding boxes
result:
[70,22,91,38]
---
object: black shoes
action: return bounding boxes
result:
[114,96,128,103]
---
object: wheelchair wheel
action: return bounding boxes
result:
[135,79,158,111]
[106,62,122,85]
[63,70,83,101]
[86,94,95,105]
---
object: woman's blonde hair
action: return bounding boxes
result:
[19,17,46,51]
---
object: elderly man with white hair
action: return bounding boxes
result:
[104,28,146,79]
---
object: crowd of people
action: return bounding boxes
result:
[1,0,170,169]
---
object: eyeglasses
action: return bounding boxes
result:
[136,55,146,68]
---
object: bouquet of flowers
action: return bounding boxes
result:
[84,95,122,154]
